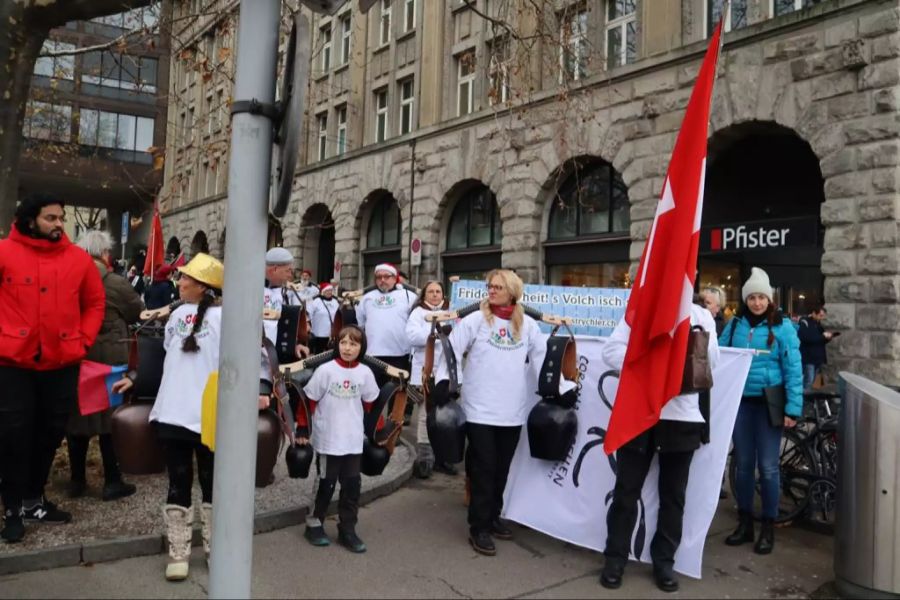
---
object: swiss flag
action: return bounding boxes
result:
[143,203,165,279]
[604,22,724,453]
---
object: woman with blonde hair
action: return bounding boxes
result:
[435,269,545,556]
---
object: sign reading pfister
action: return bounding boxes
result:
[449,280,630,337]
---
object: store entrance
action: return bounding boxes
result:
[700,122,825,317]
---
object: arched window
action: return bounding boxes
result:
[191,231,209,257]
[166,236,181,261]
[442,183,502,282]
[362,193,402,277]
[267,217,284,249]
[544,159,631,287]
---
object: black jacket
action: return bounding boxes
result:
[144,280,177,310]
[797,316,828,366]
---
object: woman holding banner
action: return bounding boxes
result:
[435,269,545,557]
[599,302,719,593]
[719,267,802,556]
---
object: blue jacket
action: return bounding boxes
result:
[720,314,804,418]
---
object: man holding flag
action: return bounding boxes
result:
[598,17,726,593]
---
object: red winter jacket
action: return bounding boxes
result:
[0,228,105,370]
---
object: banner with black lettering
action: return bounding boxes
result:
[502,338,753,579]
[449,280,629,337]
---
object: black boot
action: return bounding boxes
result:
[725,511,755,546]
[599,558,624,590]
[754,518,774,555]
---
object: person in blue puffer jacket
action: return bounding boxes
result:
[719,267,803,556]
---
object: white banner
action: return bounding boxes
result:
[502,337,753,579]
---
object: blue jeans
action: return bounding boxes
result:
[803,364,817,390]
[732,401,782,519]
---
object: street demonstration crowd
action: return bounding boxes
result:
[0,194,833,592]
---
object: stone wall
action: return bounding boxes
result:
[164,0,899,386]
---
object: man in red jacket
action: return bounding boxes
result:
[0,194,105,543]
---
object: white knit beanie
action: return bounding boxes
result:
[741,267,774,302]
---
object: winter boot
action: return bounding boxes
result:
[725,511,755,546]
[413,443,434,479]
[754,518,774,555]
[163,504,193,581]
[200,503,213,564]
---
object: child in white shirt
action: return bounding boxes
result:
[297,325,380,553]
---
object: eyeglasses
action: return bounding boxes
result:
[487,284,504,291]
[375,274,395,280]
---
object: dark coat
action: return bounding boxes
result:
[797,316,829,367]
[144,280,177,310]
[68,261,144,437]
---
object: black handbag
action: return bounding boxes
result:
[763,385,786,427]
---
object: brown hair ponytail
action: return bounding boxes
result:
[182,292,216,353]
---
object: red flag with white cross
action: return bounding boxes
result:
[604,21,725,454]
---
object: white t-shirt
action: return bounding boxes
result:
[406,305,445,386]
[356,287,414,357]
[600,303,720,423]
[436,310,546,427]
[308,296,340,338]
[298,282,319,303]
[150,303,222,434]
[302,360,380,456]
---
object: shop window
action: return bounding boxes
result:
[544,160,631,288]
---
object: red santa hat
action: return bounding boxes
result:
[320,282,334,293]
[374,263,397,276]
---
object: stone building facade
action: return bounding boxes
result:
[160,0,900,387]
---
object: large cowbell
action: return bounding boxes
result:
[426,380,466,465]
[527,332,579,462]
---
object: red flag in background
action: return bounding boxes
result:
[604,22,725,454]
[143,206,165,278]
[170,252,186,268]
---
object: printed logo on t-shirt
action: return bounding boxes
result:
[488,326,522,350]
[171,313,212,339]
[373,294,396,308]
[328,379,360,398]
[263,291,282,311]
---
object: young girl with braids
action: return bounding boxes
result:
[149,253,268,581]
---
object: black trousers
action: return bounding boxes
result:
[0,365,79,509]
[465,423,521,535]
[604,446,695,569]
[161,434,214,508]
[66,433,121,484]
[313,453,361,531]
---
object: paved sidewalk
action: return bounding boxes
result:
[0,472,836,599]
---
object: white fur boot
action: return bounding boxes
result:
[200,502,213,564]
[163,504,193,581]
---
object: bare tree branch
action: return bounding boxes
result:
[26,0,154,28]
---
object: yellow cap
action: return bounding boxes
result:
[178,253,224,290]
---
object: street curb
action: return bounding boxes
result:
[0,439,415,577]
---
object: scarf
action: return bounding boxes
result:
[490,304,515,320]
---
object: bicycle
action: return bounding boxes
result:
[727,390,839,527]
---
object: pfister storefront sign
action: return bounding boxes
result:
[701,216,819,253]
[449,280,630,337]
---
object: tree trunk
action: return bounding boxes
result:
[0,4,48,237]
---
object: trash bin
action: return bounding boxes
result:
[834,372,900,599]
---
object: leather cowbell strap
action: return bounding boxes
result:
[261,333,302,448]
[360,355,408,454]
[422,318,459,398]
[537,323,579,400]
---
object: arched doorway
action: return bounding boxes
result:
[542,157,631,287]
[300,204,335,283]
[441,181,502,283]
[191,231,209,257]
[166,236,181,262]
[361,191,402,281]
[701,122,825,317]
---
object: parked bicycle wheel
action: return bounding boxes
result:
[728,429,817,524]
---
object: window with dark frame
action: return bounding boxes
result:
[548,161,629,239]
[446,186,502,251]
[366,196,402,249]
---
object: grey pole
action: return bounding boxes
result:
[209,0,281,597]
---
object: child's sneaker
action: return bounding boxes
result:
[304,525,330,547]
[337,527,366,553]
